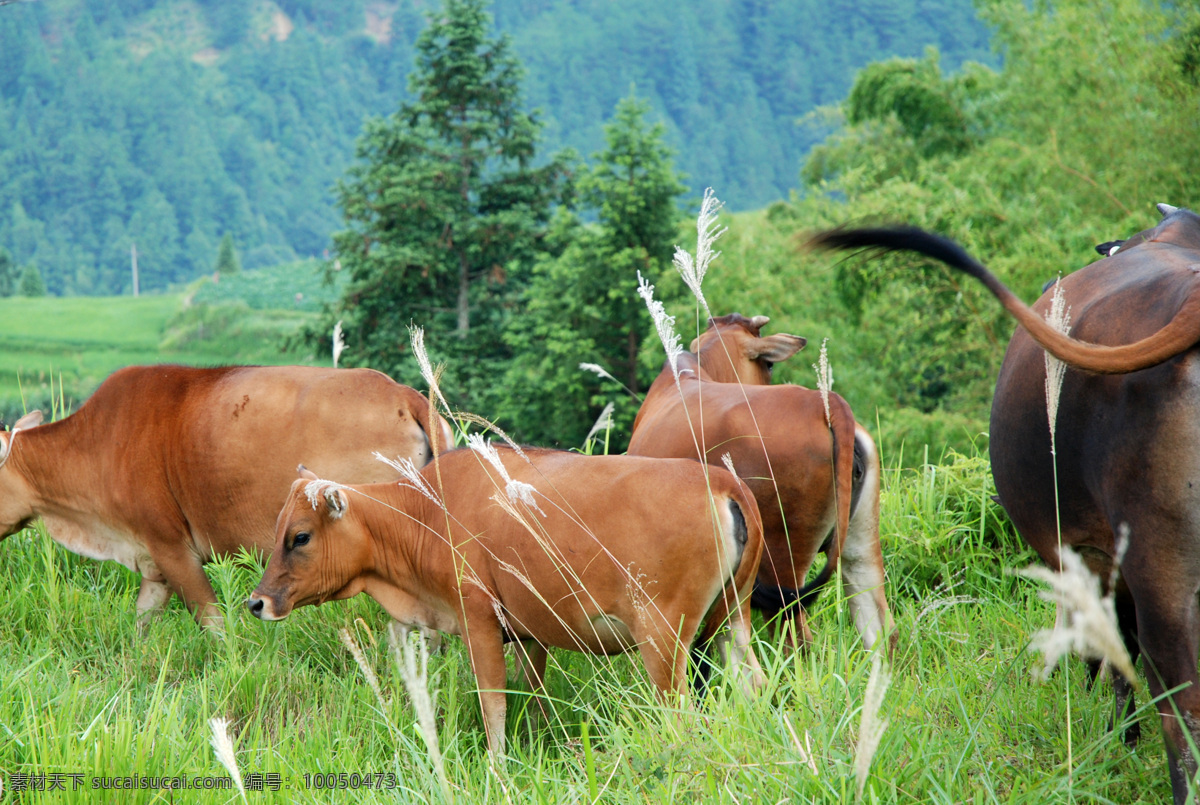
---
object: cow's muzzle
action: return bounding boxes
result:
[246,592,288,621]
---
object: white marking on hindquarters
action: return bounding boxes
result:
[841,428,889,650]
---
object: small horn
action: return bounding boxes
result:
[750,315,770,329]
[1157,203,1179,217]
[298,465,318,481]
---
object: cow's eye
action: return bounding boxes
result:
[292,532,311,549]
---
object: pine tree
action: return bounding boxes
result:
[0,248,15,297]
[214,233,241,276]
[500,94,686,447]
[327,0,570,414]
[19,263,45,297]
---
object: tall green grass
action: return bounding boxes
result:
[0,439,1170,803]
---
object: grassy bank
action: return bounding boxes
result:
[0,444,1170,803]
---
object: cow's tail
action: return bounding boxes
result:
[749,393,856,619]
[692,487,764,699]
[809,224,1200,375]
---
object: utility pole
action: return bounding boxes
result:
[131,243,139,297]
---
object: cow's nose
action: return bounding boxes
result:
[247,596,265,618]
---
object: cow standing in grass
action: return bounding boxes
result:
[628,314,893,652]
[0,364,452,629]
[248,447,765,757]
[812,205,1200,805]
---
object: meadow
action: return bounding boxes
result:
[0,233,1176,804]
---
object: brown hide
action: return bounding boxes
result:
[628,314,893,652]
[250,447,765,756]
[811,207,1200,804]
[0,364,451,628]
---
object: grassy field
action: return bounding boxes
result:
[0,441,1173,804]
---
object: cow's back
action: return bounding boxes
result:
[73,365,437,557]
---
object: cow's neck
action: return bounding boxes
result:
[357,485,462,629]
[4,410,108,533]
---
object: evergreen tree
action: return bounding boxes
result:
[328,0,570,414]
[18,263,45,297]
[500,94,686,447]
[215,233,241,275]
[0,248,15,297]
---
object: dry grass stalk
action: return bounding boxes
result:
[388,622,452,800]
[854,655,891,802]
[782,713,819,776]
[208,717,248,803]
[373,452,444,505]
[1017,547,1137,684]
[1043,278,1071,447]
[332,320,345,368]
[636,271,683,383]
[812,337,833,427]
[339,627,390,712]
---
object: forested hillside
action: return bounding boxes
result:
[0,0,990,296]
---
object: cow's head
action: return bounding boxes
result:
[0,410,45,538]
[691,313,807,385]
[247,466,372,620]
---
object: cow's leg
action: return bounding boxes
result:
[135,577,173,628]
[840,432,895,653]
[463,615,509,759]
[1112,583,1142,747]
[636,613,698,703]
[513,640,548,692]
[1126,570,1200,805]
[151,547,223,631]
[713,601,765,694]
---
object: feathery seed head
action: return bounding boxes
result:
[637,271,683,382]
[332,320,345,368]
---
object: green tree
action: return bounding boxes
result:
[500,94,687,447]
[214,233,241,275]
[0,248,15,297]
[327,0,570,414]
[18,263,45,297]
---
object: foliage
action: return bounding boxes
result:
[18,263,45,297]
[0,0,991,297]
[0,247,15,297]
[189,259,345,312]
[793,0,1200,418]
[326,0,572,416]
[213,233,241,276]
[499,94,688,447]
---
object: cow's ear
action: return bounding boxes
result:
[746,334,806,363]
[10,410,43,433]
[298,465,319,481]
[325,487,349,520]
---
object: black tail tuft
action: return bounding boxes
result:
[809,225,988,283]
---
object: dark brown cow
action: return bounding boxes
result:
[811,205,1200,803]
[248,447,765,756]
[628,314,894,651]
[0,364,452,629]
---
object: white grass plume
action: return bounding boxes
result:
[584,402,615,445]
[673,187,726,314]
[388,622,452,800]
[374,452,443,505]
[340,627,389,712]
[1018,547,1137,684]
[580,362,618,384]
[208,717,247,803]
[1043,279,1071,447]
[720,452,736,478]
[303,478,350,516]
[812,337,833,427]
[636,271,683,383]
[854,655,891,803]
[410,325,451,415]
[332,320,345,368]
[466,433,545,515]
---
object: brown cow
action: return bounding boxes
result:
[0,364,452,629]
[811,205,1200,804]
[628,314,894,652]
[248,446,765,757]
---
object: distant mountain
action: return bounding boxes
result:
[0,0,991,296]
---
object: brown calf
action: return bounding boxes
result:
[248,445,765,756]
[628,314,893,651]
[0,365,451,629]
